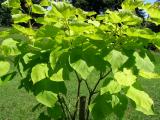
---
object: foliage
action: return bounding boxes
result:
[71,0,124,13]
[0,0,12,26]
[0,0,160,120]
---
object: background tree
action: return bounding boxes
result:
[0,0,12,26]
[71,0,124,13]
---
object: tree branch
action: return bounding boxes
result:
[92,68,112,93]
[72,71,82,120]
[84,80,91,93]
[58,94,68,120]
[86,68,112,120]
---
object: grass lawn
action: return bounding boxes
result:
[0,80,43,120]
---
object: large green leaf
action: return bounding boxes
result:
[53,2,75,19]
[23,53,36,64]
[114,68,136,86]
[50,68,64,82]
[134,52,155,72]
[70,59,94,80]
[45,5,63,20]
[122,0,143,11]
[12,14,31,23]
[36,90,57,107]
[104,50,128,72]
[139,70,160,79]
[8,0,20,8]
[105,11,121,24]
[90,94,127,120]
[142,4,160,25]
[105,10,142,25]
[34,79,67,95]
[101,80,121,95]
[36,25,60,38]
[32,4,46,14]
[88,20,100,27]
[1,38,21,56]
[119,10,142,25]
[89,94,113,120]
[31,63,48,84]
[124,28,155,39]
[13,25,35,36]
[49,47,63,70]
[126,86,154,115]
[0,61,10,77]
[40,0,50,6]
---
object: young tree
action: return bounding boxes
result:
[0,0,160,120]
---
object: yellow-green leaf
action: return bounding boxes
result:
[32,4,46,14]
[31,63,48,84]
[50,68,64,82]
[139,70,160,79]
[101,80,121,95]
[0,61,10,77]
[12,14,31,23]
[70,59,94,80]
[105,50,128,73]
[126,86,154,115]
[36,91,57,107]
[114,68,136,86]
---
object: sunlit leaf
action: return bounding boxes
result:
[32,4,46,14]
[36,90,57,107]
[134,52,155,72]
[126,86,154,115]
[31,63,48,84]
[1,38,21,56]
[8,0,20,8]
[139,70,160,79]
[50,68,64,82]
[101,80,121,95]
[12,14,31,23]
[114,68,136,86]
[70,59,94,80]
[104,50,128,72]
[0,61,10,77]
[13,25,35,36]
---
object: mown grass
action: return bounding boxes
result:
[0,80,42,120]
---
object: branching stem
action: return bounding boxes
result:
[86,68,112,120]
[72,71,82,120]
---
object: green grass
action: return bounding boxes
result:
[0,80,42,120]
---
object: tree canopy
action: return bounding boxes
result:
[1,0,160,119]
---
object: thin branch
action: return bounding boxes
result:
[92,68,112,93]
[84,80,91,93]
[72,71,82,120]
[58,94,68,120]
[93,90,100,95]
[86,68,112,120]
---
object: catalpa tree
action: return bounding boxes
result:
[0,0,160,119]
